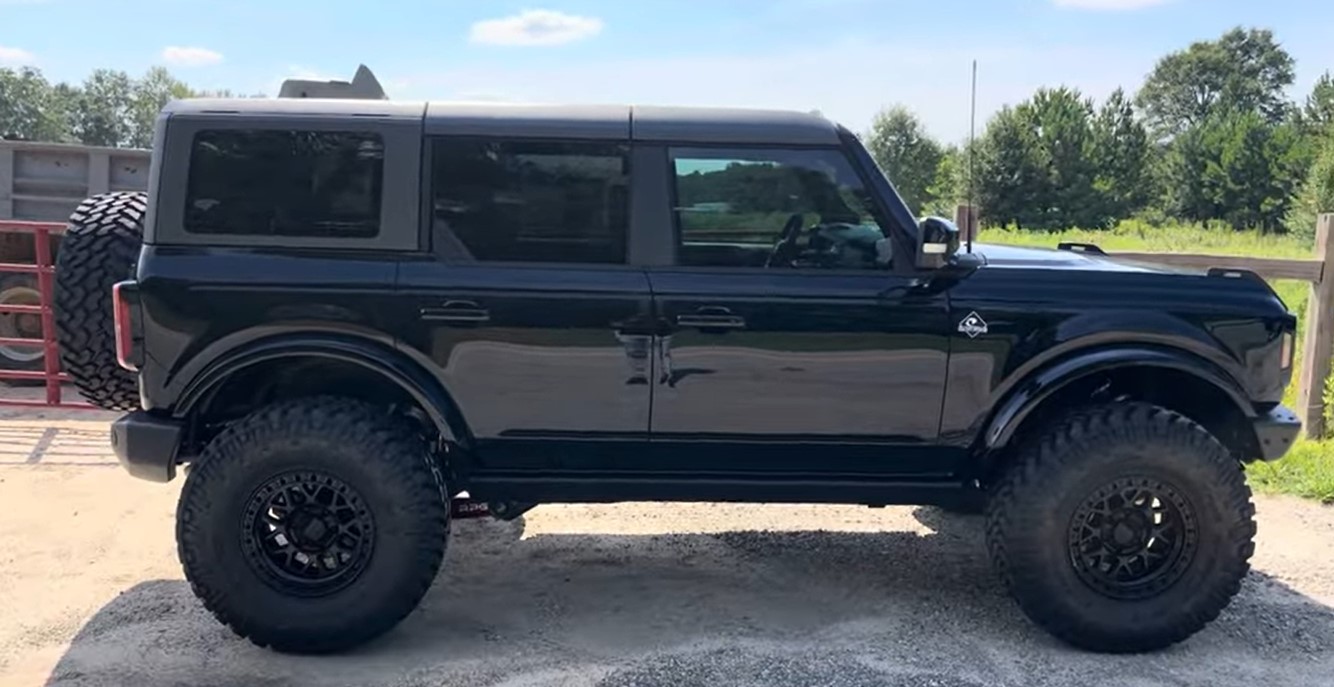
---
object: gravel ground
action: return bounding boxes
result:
[1,412,1333,687]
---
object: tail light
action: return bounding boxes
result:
[112,281,142,371]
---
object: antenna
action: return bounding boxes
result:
[967,59,977,254]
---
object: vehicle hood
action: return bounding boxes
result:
[972,243,1188,274]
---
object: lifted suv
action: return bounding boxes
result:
[60,97,1300,654]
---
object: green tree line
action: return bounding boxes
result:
[0,66,248,148]
[866,27,1334,235]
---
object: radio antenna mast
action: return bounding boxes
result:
[967,59,977,254]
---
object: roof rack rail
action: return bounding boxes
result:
[278,65,387,100]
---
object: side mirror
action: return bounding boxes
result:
[916,216,960,270]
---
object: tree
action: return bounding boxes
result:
[975,87,1105,230]
[1163,111,1307,231]
[864,106,944,214]
[72,69,134,147]
[129,67,195,148]
[0,67,76,142]
[1288,135,1334,237]
[1302,71,1334,138]
[1091,88,1152,221]
[1136,27,1295,138]
[975,105,1047,228]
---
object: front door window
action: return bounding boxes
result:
[671,148,892,270]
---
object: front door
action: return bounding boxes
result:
[647,146,954,477]
[397,136,655,473]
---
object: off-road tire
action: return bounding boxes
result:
[0,275,44,383]
[177,397,450,653]
[985,402,1255,653]
[54,191,145,410]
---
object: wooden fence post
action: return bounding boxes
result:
[953,204,978,243]
[1297,214,1334,439]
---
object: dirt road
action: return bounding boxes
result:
[1,413,1333,687]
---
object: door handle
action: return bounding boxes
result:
[420,300,491,324]
[676,307,746,331]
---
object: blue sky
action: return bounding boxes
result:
[1,0,1331,143]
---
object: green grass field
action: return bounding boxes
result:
[979,220,1334,504]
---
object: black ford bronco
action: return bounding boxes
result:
[53,96,1301,655]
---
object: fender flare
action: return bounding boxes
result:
[173,333,472,448]
[981,345,1254,452]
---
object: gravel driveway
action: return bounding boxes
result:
[1,415,1333,687]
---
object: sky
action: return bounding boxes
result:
[1,0,1331,143]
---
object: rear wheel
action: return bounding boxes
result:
[177,397,450,653]
[0,276,44,383]
[54,191,145,410]
[985,402,1255,653]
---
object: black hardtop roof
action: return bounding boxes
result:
[163,99,843,145]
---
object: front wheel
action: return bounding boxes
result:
[986,402,1255,653]
[177,397,450,653]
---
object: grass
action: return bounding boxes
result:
[979,219,1334,504]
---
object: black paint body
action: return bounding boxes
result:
[117,100,1300,503]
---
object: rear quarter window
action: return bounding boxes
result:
[184,130,384,239]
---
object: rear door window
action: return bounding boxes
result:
[430,139,629,264]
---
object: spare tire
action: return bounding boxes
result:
[55,192,146,411]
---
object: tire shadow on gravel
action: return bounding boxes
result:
[39,508,1334,687]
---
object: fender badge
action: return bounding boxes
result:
[958,312,988,338]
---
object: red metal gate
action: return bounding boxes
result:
[0,220,92,408]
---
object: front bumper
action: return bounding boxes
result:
[1253,404,1301,461]
[110,411,184,482]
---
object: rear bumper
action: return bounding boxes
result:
[110,411,184,482]
[1253,404,1301,461]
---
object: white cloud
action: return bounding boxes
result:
[161,46,224,67]
[1052,0,1171,9]
[0,45,35,66]
[469,9,603,47]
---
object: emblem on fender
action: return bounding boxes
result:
[958,312,988,338]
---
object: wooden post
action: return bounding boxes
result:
[1297,214,1334,438]
[954,204,978,244]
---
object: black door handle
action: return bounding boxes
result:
[676,307,746,331]
[421,300,491,324]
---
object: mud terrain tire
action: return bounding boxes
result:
[177,397,450,653]
[986,402,1255,653]
[54,191,145,410]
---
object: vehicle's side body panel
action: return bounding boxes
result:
[135,246,403,413]
[939,256,1295,449]
[646,269,954,476]
[394,261,656,469]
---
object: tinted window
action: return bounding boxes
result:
[672,148,890,269]
[431,139,628,264]
[185,130,383,238]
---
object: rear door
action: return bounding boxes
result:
[396,136,655,473]
[644,145,955,477]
